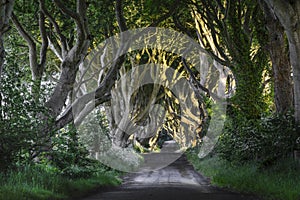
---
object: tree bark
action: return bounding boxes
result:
[261,1,293,114]
[191,0,267,120]
[264,0,300,123]
[0,0,14,81]
[0,34,4,80]
[45,0,90,118]
[11,0,91,158]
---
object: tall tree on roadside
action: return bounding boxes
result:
[11,0,91,155]
[260,1,293,114]
[184,0,268,119]
[9,0,147,157]
[264,0,300,124]
[11,0,122,130]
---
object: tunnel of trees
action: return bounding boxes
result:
[0,0,300,197]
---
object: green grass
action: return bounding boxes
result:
[0,165,122,200]
[186,151,300,200]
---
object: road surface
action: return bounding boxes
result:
[82,149,259,200]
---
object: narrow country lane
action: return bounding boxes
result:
[81,146,260,200]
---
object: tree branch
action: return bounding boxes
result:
[182,57,210,97]
[55,92,111,130]
[194,5,230,61]
[53,0,89,56]
[11,12,39,80]
[39,0,67,58]
[115,0,128,32]
[45,0,90,118]
[53,0,80,21]
[48,36,63,61]
[38,2,48,76]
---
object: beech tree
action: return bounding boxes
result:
[7,0,128,157]
[182,0,269,119]
[1,0,297,166]
[9,0,203,154]
[260,1,293,114]
[264,0,300,124]
[10,0,128,132]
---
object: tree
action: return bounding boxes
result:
[70,0,206,150]
[184,0,268,120]
[260,1,293,114]
[10,0,130,127]
[0,0,14,81]
[1,0,297,168]
[264,0,300,124]
[10,0,91,155]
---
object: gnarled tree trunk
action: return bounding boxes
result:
[264,0,300,123]
[11,0,91,158]
[261,1,293,114]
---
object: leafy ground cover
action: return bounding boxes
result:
[186,151,300,200]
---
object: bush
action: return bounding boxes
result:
[217,113,298,165]
[47,123,122,179]
[0,65,50,170]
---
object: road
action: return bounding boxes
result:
[82,149,259,200]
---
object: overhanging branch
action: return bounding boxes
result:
[11,12,39,80]
[40,0,67,58]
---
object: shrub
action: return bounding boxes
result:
[0,66,50,170]
[217,112,298,165]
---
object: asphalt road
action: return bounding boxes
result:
[82,150,260,200]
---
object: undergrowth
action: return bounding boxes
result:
[0,163,121,200]
[186,150,300,200]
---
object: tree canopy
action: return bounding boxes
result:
[0,0,299,171]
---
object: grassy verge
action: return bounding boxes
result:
[186,150,300,200]
[0,165,122,200]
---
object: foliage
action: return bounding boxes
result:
[1,1,299,199]
[0,164,121,200]
[186,152,300,200]
[191,0,270,120]
[50,123,116,179]
[0,63,50,170]
[217,112,298,165]
[78,108,111,154]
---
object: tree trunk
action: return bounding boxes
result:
[264,0,300,123]
[261,1,293,114]
[0,0,14,81]
[0,35,4,80]
[289,32,300,123]
[232,64,265,119]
